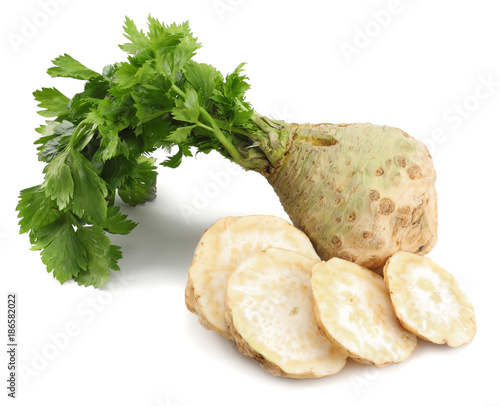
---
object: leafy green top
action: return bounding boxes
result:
[17,16,290,288]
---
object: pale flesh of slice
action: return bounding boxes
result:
[384,251,476,347]
[185,215,320,339]
[311,258,417,366]
[225,248,347,378]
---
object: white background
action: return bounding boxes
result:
[1,0,499,405]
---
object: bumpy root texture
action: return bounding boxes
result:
[384,252,476,347]
[225,248,347,378]
[267,123,438,272]
[311,258,417,366]
[185,215,320,339]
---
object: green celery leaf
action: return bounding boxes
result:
[100,156,136,190]
[223,62,250,100]
[131,81,173,125]
[147,17,182,51]
[119,16,149,55]
[185,62,218,106]
[135,62,158,83]
[167,125,196,143]
[115,59,140,89]
[164,35,200,78]
[75,225,113,288]
[97,98,121,121]
[38,137,70,163]
[232,108,254,125]
[35,120,60,136]
[108,245,123,271]
[141,116,172,148]
[172,87,200,122]
[69,149,108,224]
[82,76,111,99]
[33,87,70,117]
[147,18,201,79]
[161,147,183,168]
[82,109,106,126]
[47,54,100,80]
[71,124,96,152]
[17,185,62,240]
[43,120,74,136]
[35,120,75,162]
[103,206,137,234]
[69,95,102,120]
[118,156,157,205]
[97,124,128,161]
[33,214,88,284]
[102,63,117,80]
[134,103,169,124]
[42,151,74,209]
[210,62,254,126]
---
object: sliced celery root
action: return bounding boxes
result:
[225,248,347,378]
[384,252,476,347]
[311,258,417,366]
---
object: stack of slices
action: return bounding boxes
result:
[185,216,476,379]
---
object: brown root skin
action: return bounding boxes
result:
[265,122,438,271]
[184,279,196,313]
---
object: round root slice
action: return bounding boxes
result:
[311,258,417,366]
[384,251,476,347]
[186,215,320,339]
[226,248,347,379]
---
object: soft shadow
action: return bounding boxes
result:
[107,196,211,288]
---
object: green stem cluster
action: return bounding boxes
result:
[17,16,294,288]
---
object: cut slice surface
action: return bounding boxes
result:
[226,248,347,378]
[384,252,476,347]
[311,258,417,366]
[186,215,320,339]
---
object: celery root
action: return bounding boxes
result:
[267,123,437,271]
